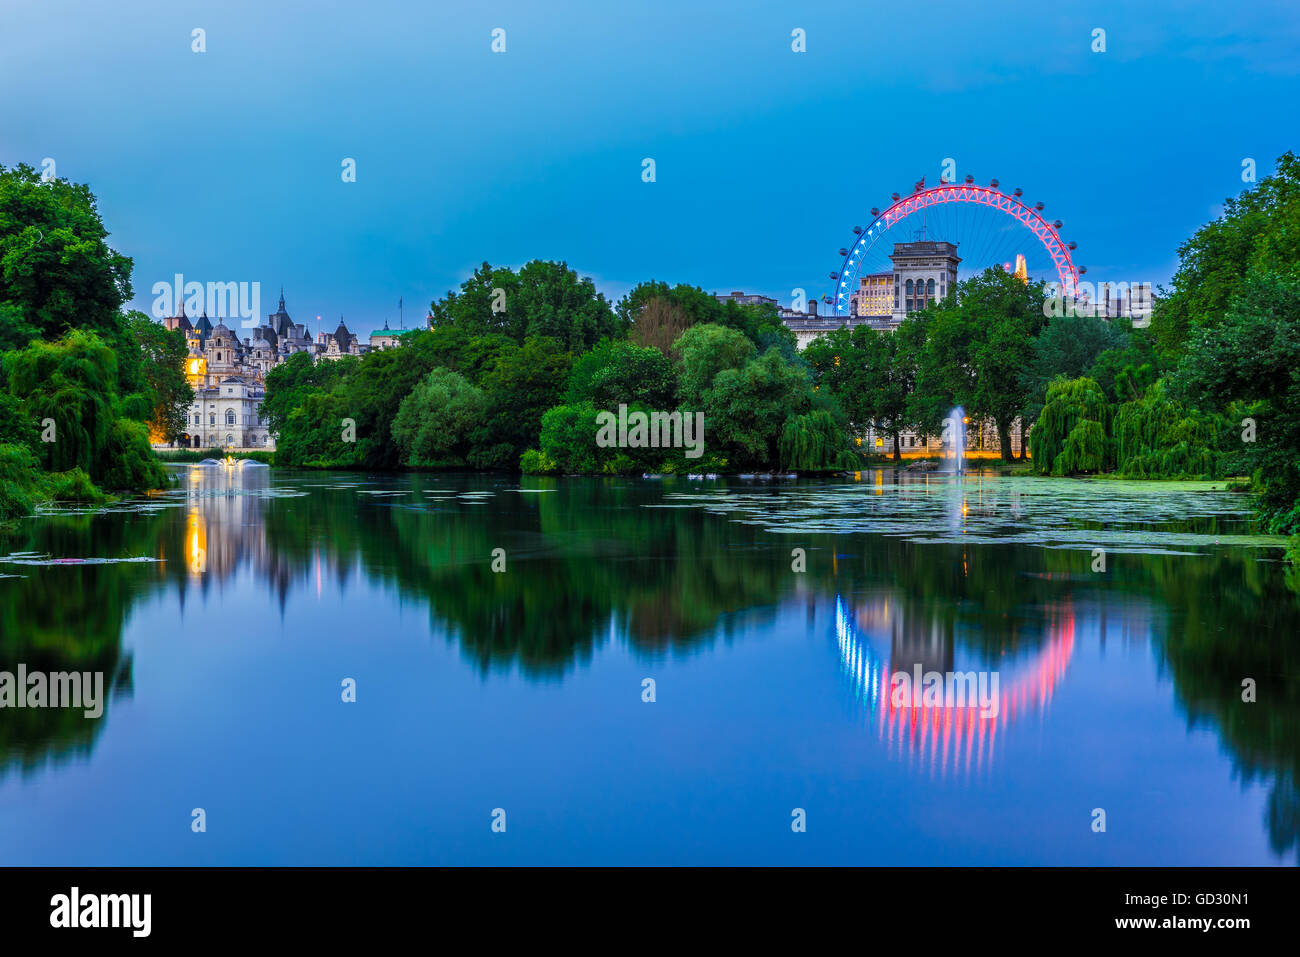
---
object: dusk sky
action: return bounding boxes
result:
[2,0,1297,331]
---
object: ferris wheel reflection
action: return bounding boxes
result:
[835,593,1076,779]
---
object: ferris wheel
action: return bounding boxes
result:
[827,175,1082,317]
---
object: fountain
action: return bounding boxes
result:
[194,457,269,468]
[943,407,967,474]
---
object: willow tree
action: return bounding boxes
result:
[1030,377,1110,475]
[1114,381,1222,479]
[778,409,856,472]
[5,329,163,491]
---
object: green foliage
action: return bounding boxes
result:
[1111,380,1223,479]
[701,349,816,468]
[1031,377,1110,476]
[778,409,857,472]
[0,391,38,451]
[0,442,41,521]
[471,336,572,470]
[6,329,116,475]
[565,339,675,408]
[430,260,622,352]
[1021,313,1130,423]
[1152,151,1300,361]
[100,418,166,490]
[1056,418,1107,476]
[4,329,164,491]
[262,351,354,438]
[43,467,106,503]
[1087,325,1159,403]
[519,449,560,475]
[391,368,487,468]
[674,323,755,406]
[0,163,134,348]
[1172,271,1300,525]
[123,310,193,440]
[537,401,604,474]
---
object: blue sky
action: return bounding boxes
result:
[2,0,1296,331]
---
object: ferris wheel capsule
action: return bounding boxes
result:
[1013,188,1023,197]
[870,208,880,217]
[891,192,900,201]
[1035,202,1045,211]
[964,175,974,184]
[1068,242,1077,250]
[852,225,863,234]
[1078,266,1087,275]
[830,273,839,281]
[839,248,849,257]
[1053,220,1063,229]
[990,179,999,188]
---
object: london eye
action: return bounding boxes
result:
[827,176,1082,317]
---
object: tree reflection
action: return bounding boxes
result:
[0,465,1297,858]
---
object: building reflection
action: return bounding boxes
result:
[165,464,297,613]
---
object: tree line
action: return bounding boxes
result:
[0,164,192,521]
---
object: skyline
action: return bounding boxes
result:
[2,0,1298,328]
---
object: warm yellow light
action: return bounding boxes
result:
[962,417,970,425]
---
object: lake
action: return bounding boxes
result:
[1,465,1296,865]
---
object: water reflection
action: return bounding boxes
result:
[1,465,1298,860]
[835,594,1078,778]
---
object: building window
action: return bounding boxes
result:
[927,279,935,297]
[905,279,914,296]
[209,413,215,425]
[225,409,236,425]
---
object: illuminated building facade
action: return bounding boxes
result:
[890,241,960,323]
[852,272,894,317]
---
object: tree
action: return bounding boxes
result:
[909,268,1044,459]
[779,409,856,472]
[616,281,720,330]
[512,260,623,351]
[430,261,623,352]
[1172,271,1300,526]
[1021,312,1130,425]
[1152,151,1300,361]
[263,350,355,440]
[5,329,163,490]
[0,164,133,347]
[566,339,675,409]
[803,324,907,458]
[428,261,519,337]
[391,368,487,467]
[674,323,755,407]
[124,311,193,442]
[628,296,692,356]
[1030,377,1110,476]
[472,336,572,470]
[701,349,815,468]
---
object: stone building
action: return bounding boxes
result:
[889,241,960,324]
[160,290,388,450]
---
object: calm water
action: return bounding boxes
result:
[1,466,1297,865]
